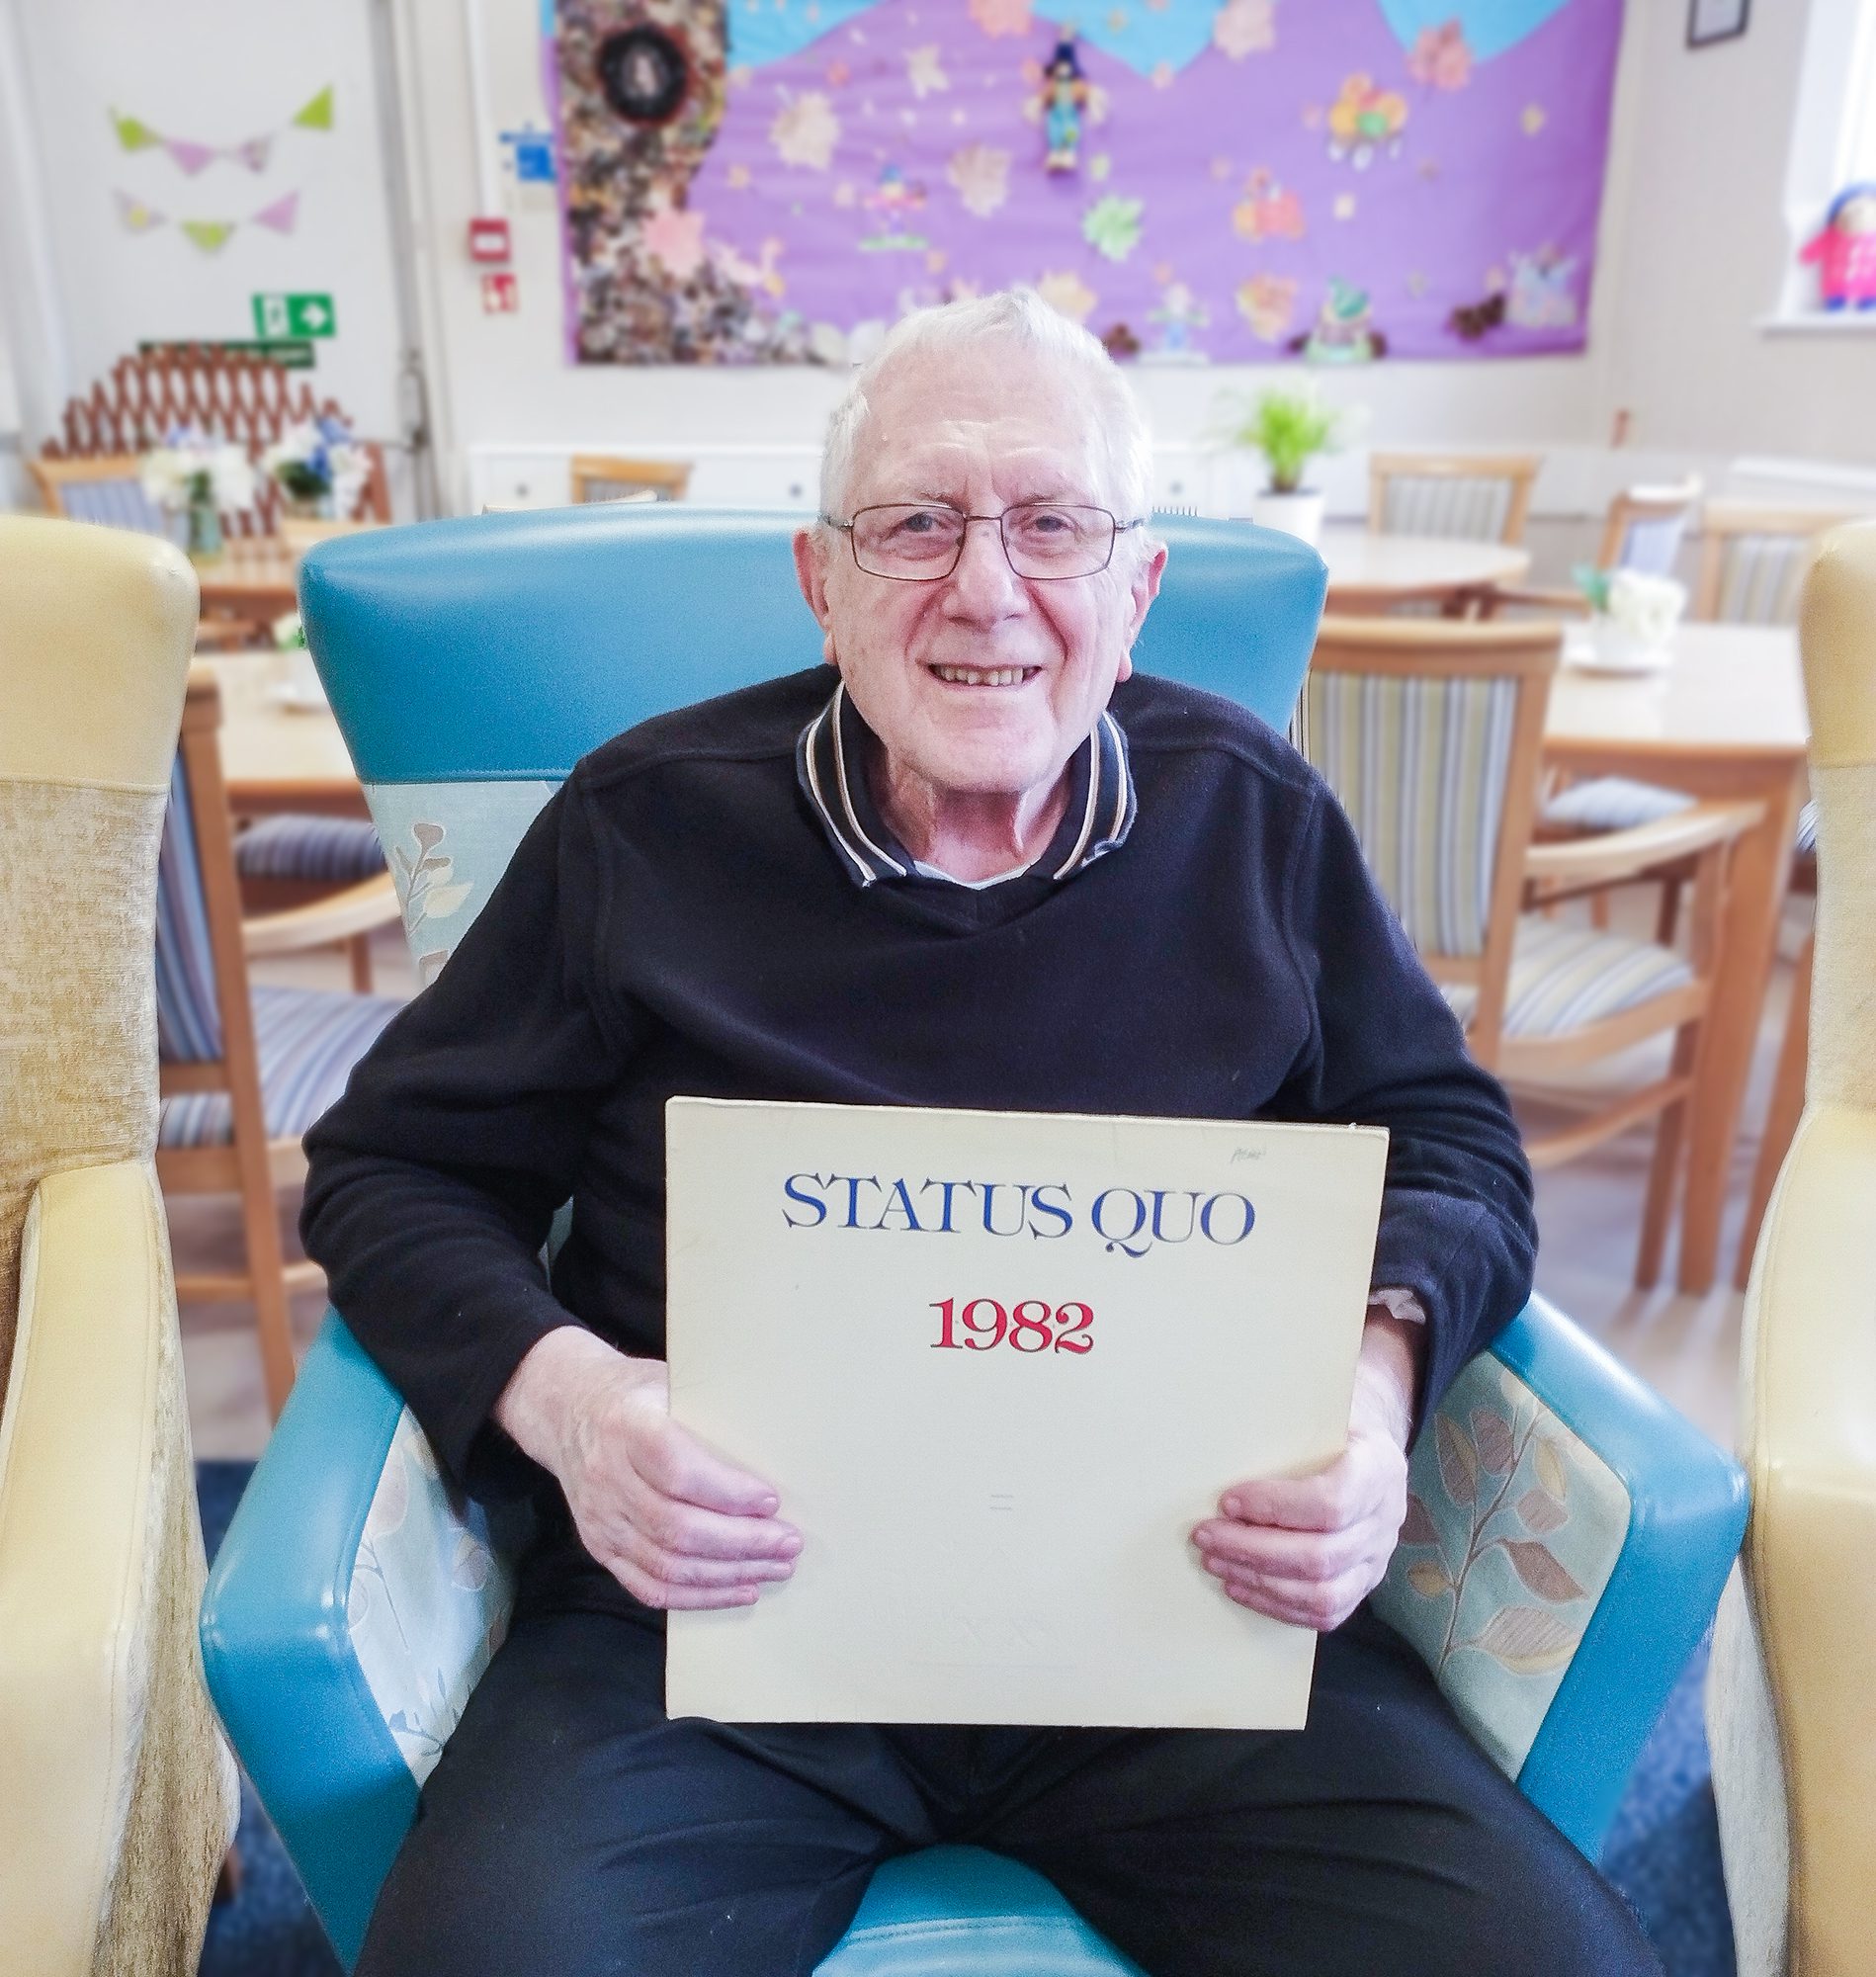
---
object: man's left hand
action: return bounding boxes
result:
[1190,1307,1421,1634]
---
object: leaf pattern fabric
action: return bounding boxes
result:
[1372,1353,1630,1778]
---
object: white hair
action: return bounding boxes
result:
[817,290,1154,532]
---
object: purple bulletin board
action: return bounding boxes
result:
[548,0,1624,366]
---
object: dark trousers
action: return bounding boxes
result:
[357,1602,1661,1977]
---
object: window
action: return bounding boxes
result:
[1771,0,1876,326]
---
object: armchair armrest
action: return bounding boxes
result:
[242,871,401,957]
[201,1310,515,1968]
[0,1163,238,1969]
[1372,1293,1747,1857]
[1522,800,1764,891]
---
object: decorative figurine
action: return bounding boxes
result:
[1800,184,1876,311]
[1290,279,1388,363]
[1037,40,1089,174]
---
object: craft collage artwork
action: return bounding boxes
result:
[549,0,1623,366]
[112,87,333,254]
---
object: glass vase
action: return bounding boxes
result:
[184,495,224,565]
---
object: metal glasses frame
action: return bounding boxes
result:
[821,503,1145,582]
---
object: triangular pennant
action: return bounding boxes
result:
[251,191,298,233]
[166,137,216,174]
[292,86,334,131]
[181,219,235,253]
[115,190,165,232]
[113,111,160,151]
[235,135,273,172]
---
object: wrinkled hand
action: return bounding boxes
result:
[1190,1309,1419,1633]
[496,1327,801,1610]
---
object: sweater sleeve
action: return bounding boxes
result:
[1275,781,1537,1435]
[299,777,634,1497]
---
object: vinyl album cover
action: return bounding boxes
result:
[664,1096,1388,1727]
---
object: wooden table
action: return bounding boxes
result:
[1319,527,1531,612]
[195,541,302,645]
[209,654,368,818]
[1544,621,1808,1295]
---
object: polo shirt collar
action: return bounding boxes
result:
[796,679,1137,890]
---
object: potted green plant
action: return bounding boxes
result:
[1215,383,1351,546]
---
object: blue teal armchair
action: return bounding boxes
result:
[201,507,1748,1970]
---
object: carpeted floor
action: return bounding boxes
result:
[194,1461,1738,1977]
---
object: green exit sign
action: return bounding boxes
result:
[252,292,336,339]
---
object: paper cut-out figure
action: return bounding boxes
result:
[1292,279,1388,362]
[859,163,929,252]
[1145,281,1210,361]
[1325,74,1408,168]
[1037,41,1090,174]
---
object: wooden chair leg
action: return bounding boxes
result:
[1637,1024,1699,1289]
[1735,930,1813,1289]
[213,1845,242,1906]
[1655,877,1683,949]
[347,931,374,992]
[1590,889,1611,931]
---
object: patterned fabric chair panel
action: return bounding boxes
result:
[48,473,172,537]
[1304,670,1518,958]
[1437,918,1692,1038]
[1380,475,1516,543]
[1613,510,1690,579]
[234,814,386,887]
[1370,1352,1630,1777]
[1708,533,1816,626]
[153,753,403,1124]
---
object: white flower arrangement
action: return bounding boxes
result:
[139,426,257,513]
[261,415,368,518]
[1572,564,1686,651]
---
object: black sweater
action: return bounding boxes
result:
[301,668,1535,1614]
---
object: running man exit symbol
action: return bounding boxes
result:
[252,293,336,339]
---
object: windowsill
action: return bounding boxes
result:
[1755,311,1876,336]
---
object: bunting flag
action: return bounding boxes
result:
[109,87,333,173]
[116,188,304,249]
[115,190,165,233]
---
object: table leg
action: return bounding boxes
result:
[1675,766,1805,1294]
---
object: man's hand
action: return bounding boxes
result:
[1190,1307,1421,1633]
[495,1326,802,1610]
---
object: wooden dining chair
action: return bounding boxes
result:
[1694,502,1872,625]
[157,668,405,1417]
[1367,452,1543,546]
[569,454,692,504]
[1305,615,1762,1283]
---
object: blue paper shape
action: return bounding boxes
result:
[1374,0,1575,63]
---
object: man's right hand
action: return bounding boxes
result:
[494,1326,802,1610]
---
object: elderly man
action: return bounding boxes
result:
[302,291,1659,1976]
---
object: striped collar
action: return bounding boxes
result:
[795,680,1138,890]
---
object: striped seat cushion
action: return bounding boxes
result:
[157,984,401,1149]
[1795,799,1818,858]
[1541,776,1695,833]
[234,815,386,885]
[1442,916,1693,1038]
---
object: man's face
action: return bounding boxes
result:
[794,344,1165,806]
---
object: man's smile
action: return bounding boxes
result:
[926,662,1045,688]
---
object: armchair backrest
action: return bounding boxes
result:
[1712,521,1876,1977]
[0,515,195,1381]
[29,455,171,537]
[1598,478,1702,579]
[301,506,1327,974]
[1695,501,1872,625]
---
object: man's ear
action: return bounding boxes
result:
[1116,542,1168,680]
[793,527,840,668]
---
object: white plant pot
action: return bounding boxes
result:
[1245,488,1325,547]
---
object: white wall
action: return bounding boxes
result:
[1599,0,1876,465]
[0,0,407,455]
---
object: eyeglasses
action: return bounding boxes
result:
[823,502,1143,582]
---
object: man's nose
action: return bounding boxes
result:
[944,516,1024,618]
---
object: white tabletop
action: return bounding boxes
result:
[1318,527,1531,606]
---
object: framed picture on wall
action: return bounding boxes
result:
[1687,0,1749,47]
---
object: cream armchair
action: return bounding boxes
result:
[1708,521,1876,1977]
[0,516,240,1973]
